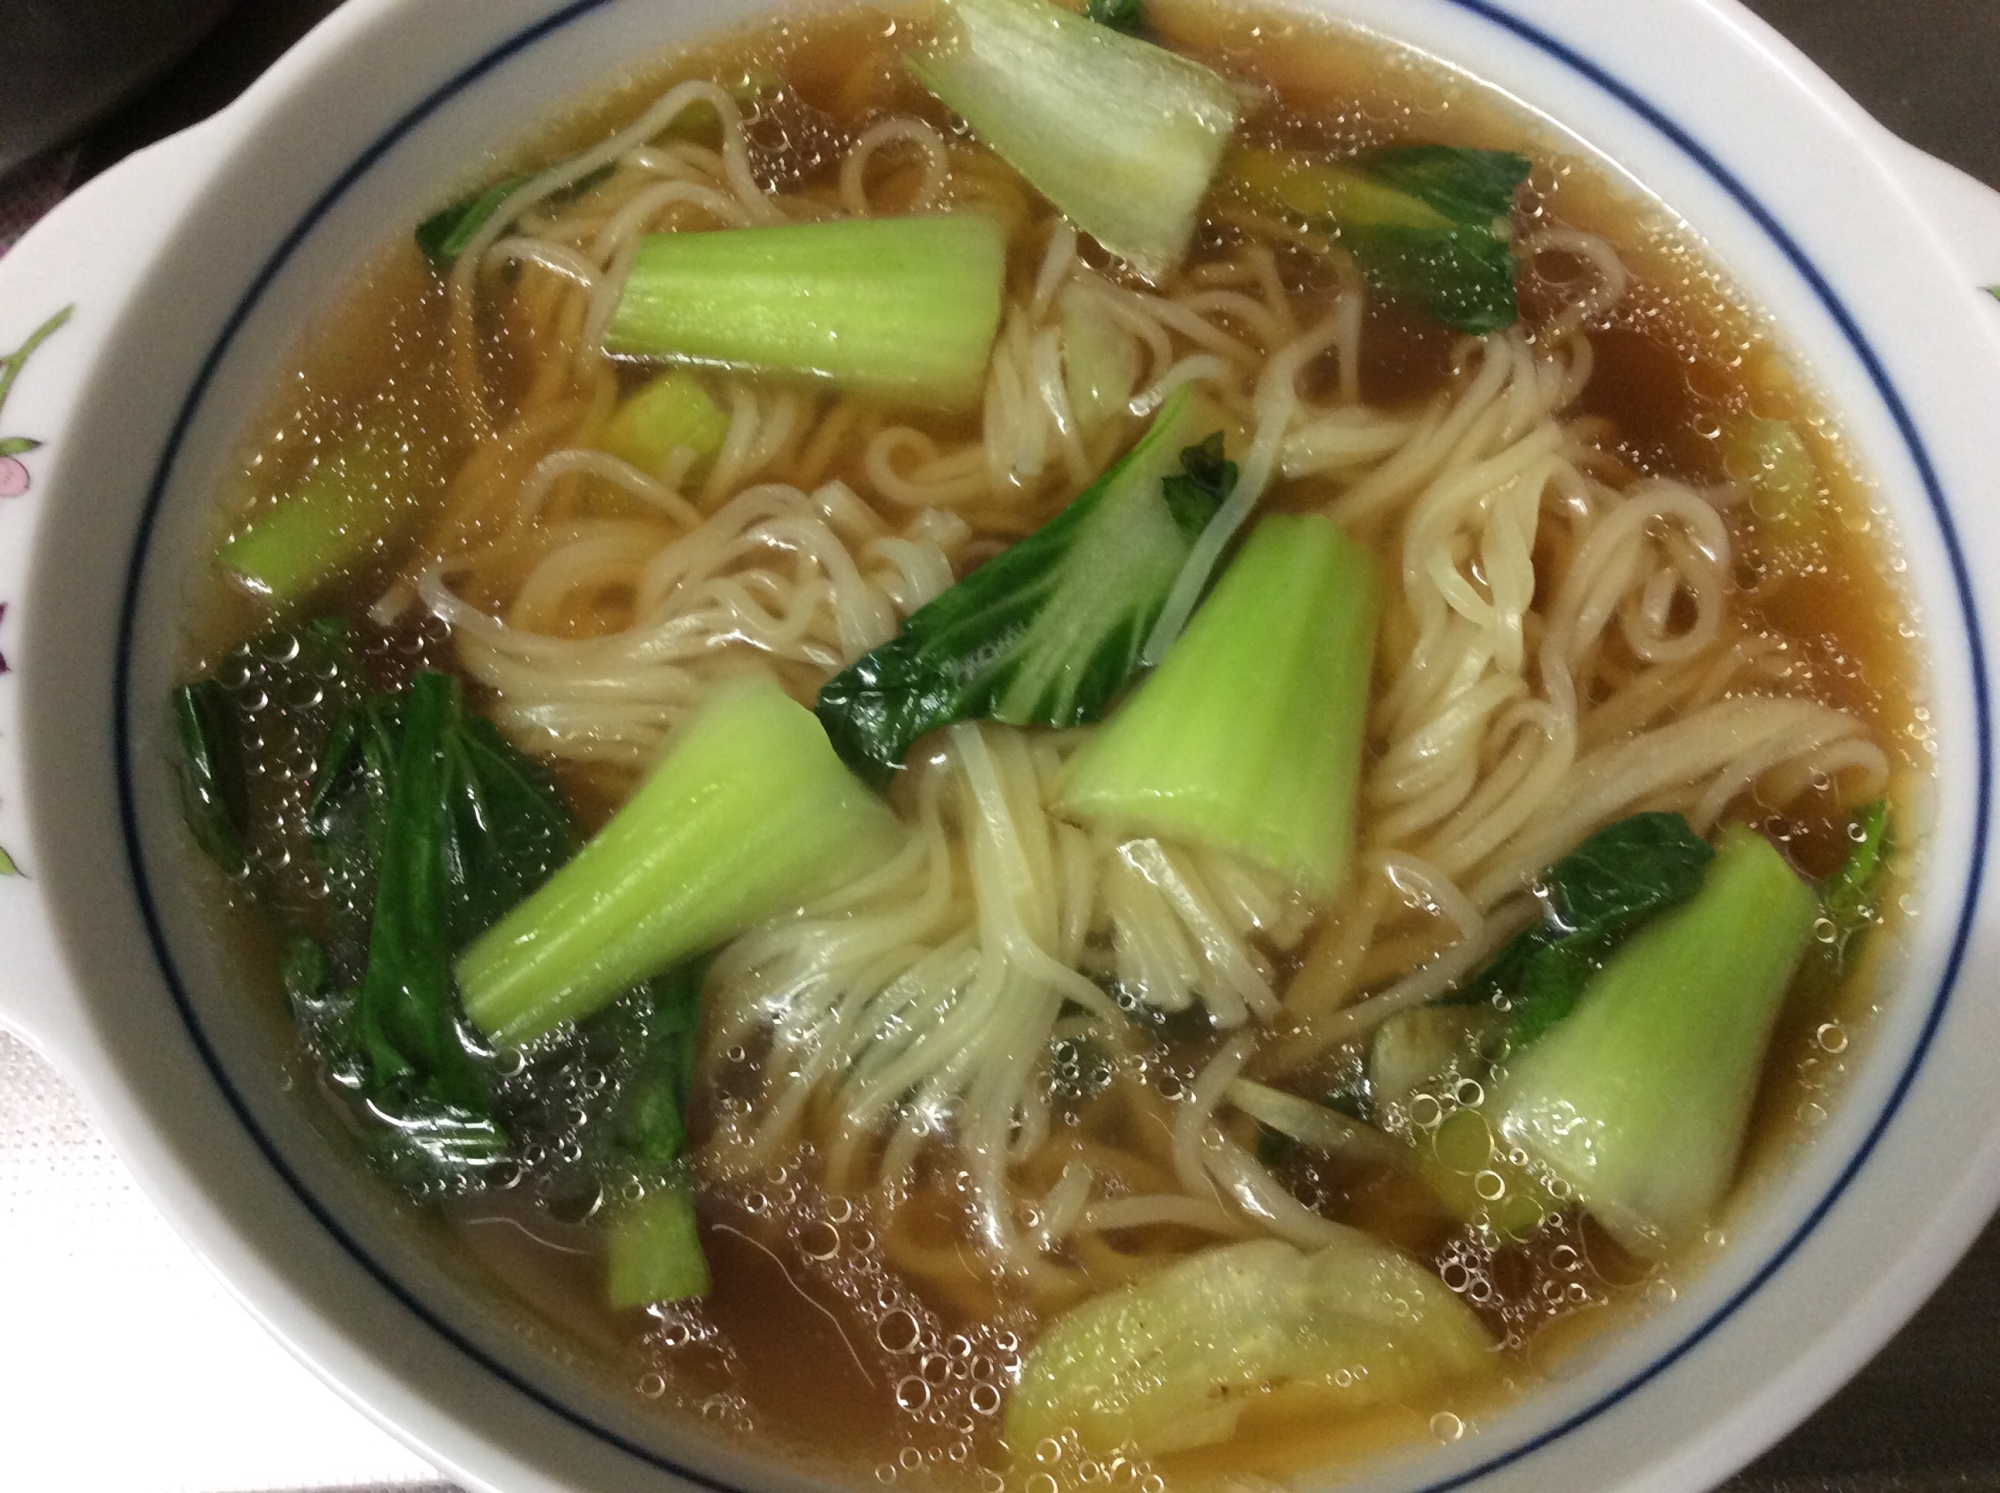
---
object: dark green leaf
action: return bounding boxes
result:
[441,714,577,946]
[1362,146,1530,230]
[417,164,620,266]
[174,618,361,904]
[1160,435,1236,539]
[1236,145,1531,334]
[357,673,490,1110]
[416,177,529,264]
[417,180,524,266]
[1454,812,1715,1046]
[1085,0,1146,34]
[301,671,583,1190]
[171,680,248,878]
[817,392,1233,780]
[0,436,41,457]
[605,962,707,1174]
[1343,148,1529,335]
[310,694,406,975]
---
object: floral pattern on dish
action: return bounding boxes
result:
[0,304,74,876]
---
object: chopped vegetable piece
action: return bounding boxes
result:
[1368,1006,1500,1118]
[607,1181,711,1308]
[417,176,529,264]
[416,163,617,265]
[1226,1078,1405,1168]
[219,430,438,606]
[1008,1237,1492,1456]
[172,619,361,898]
[302,670,576,1187]
[602,370,730,481]
[1725,415,1819,558]
[170,680,248,878]
[1414,1108,1554,1243]
[906,0,1240,283]
[817,388,1234,780]
[603,962,706,1172]
[1059,514,1379,898]
[1823,797,1890,972]
[1492,827,1818,1258]
[1449,811,1715,1047]
[1231,145,1530,334]
[603,216,1007,409]
[458,675,904,1045]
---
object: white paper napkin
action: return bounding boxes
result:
[0,1029,454,1493]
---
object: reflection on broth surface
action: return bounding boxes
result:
[172,0,1926,1486]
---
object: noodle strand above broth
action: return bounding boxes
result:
[175,2,1922,1487]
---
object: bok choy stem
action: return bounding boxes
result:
[456,675,903,1046]
[906,0,1239,282]
[1492,826,1818,1258]
[603,216,1007,409]
[1059,513,1379,898]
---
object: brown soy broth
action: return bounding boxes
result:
[179,2,1929,1487]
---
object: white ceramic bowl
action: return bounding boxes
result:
[1,2,1998,1491]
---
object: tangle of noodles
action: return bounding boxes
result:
[393,60,1901,1281]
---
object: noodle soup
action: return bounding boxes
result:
[170,0,1924,1486]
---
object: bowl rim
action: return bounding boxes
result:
[34,0,1997,1488]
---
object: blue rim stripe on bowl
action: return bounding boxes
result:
[109,1,1991,1489]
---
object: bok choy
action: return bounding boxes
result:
[1491,826,1818,1258]
[219,429,439,607]
[1059,513,1379,898]
[1231,145,1531,334]
[1449,811,1715,1047]
[603,216,1007,410]
[1008,1237,1492,1456]
[816,387,1236,781]
[458,675,903,1045]
[906,0,1240,282]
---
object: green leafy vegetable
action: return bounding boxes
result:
[607,1181,711,1308]
[1008,1237,1493,1456]
[1367,1006,1499,1118]
[1084,0,1145,33]
[1058,284,1143,434]
[602,369,730,481]
[602,962,706,1173]
[170,680,248,879]
[817,388,1234,781]
[1413,1107,1555,1243]
[458,674,904,1046]
[906,0,1240,282]
[416,164,616,266]
[171,618,362,894]
[1725,415,1819,561]
[1232,145,1531,334]
[1823,797,1890,972]
[417,177,529,264]
[603,216,1008,410]
[304,671,577,1187]
[1492,826,1818,1258]
[1059,513,1379,898]
[1451,811,1714,1047]
[218,429,440,607]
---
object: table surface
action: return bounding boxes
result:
[14,2,2000,1491]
